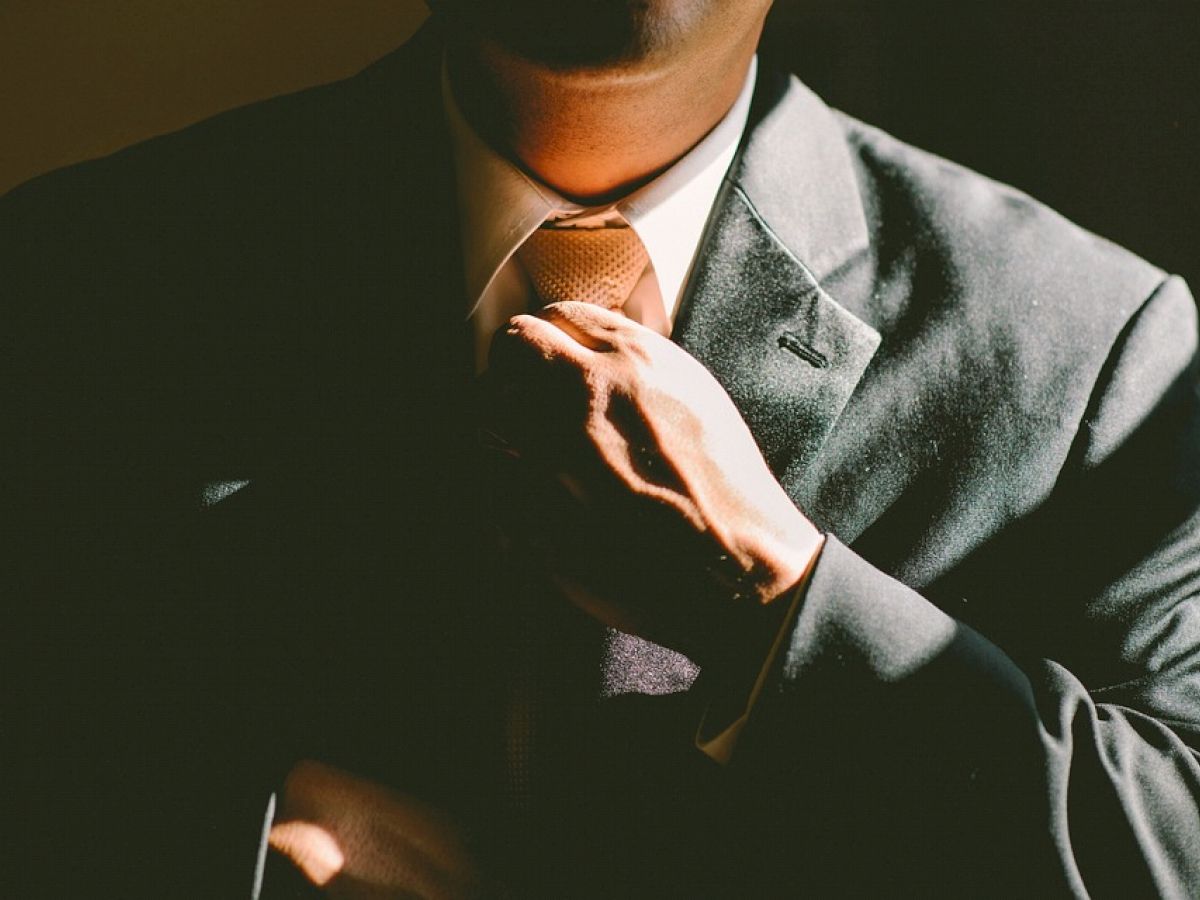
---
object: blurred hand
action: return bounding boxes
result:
[484,301,823,665]
[268,760,481,900]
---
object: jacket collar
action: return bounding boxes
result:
[735,64,872,285]
[673,64,880,499]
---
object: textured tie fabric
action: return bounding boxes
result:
[502,220,701,854]
[517,224,650,309]
[515,220,700,697]
[599,628,700,697]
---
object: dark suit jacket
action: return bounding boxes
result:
[4,23,1199,898]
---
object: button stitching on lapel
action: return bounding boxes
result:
[777,331,830,368]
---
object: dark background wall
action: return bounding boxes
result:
[3,1,1196,289]
[0,0,428,195]
[762,0,1199,292]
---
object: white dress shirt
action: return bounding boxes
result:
[442,57,759,371]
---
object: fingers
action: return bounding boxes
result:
[486,305,606,453]
[269,821,344,887]
[490,300,657,378]
[489,309,592,374]
[536,300,633,351]
[270,760,480,898]
[483,300,654,498]
[490,301,643,365]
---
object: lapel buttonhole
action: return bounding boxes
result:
[777,331,830,369]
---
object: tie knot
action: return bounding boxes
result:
[517,225,649,310]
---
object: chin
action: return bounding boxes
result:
[431,0,722,70]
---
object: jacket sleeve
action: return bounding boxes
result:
[736,275,1200,898]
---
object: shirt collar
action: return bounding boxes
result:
[443,56,758,321]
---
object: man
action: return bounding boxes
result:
[3,1,1199,897]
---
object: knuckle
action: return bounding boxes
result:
[502,314,538,341]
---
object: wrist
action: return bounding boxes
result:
[742,504,825,605]
[695,521,824,667]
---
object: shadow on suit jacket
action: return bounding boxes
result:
[3,20,1200,899]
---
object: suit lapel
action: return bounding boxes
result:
[674,66,880,500]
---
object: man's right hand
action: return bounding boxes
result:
[268,760,481,900]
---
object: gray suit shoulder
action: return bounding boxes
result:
[824,109,1195,516]
[835,110,1176,341]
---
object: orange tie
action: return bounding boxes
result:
[517,224,649,309]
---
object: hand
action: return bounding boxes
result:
[268,760,481,900]
[483,301,823,665]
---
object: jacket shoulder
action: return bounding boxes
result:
[837,111,1169,327]
[813,111,1196,555]
[0,31,446,375]
[1,32,438,238]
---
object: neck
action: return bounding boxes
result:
[445,26,762,205]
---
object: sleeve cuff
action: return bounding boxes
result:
[695,535,825,764]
